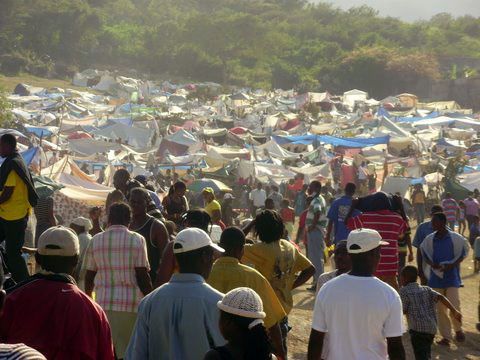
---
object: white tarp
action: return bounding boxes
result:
[68,138,122,156]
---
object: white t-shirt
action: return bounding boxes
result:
[358,166,368,180]
[312,274,404,360]
[250,189,267,207]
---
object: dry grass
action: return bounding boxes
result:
[0,73,86,93]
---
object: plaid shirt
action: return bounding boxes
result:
[85,225,150,313]
[399,282,440,334]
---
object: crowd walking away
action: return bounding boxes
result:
[0,130,479,359]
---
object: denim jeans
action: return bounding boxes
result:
[307,228,325,284]
[414,204,425,224]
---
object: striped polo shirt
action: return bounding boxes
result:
[441,198,459,223]
[347,210,408,276]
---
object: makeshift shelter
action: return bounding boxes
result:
[41,156,114,224]
[397,93,418,108]
[343,89,368,109]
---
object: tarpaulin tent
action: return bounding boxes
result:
[93,123,152,148]
[272,134,390,148]
[445,179,470,201]
[68,138,122,156]
[318,135,390,148]
[0,147,40,167]
[24,125,58,137]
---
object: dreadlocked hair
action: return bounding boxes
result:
[254,209,285,243]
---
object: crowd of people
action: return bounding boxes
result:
[0,132,479,360]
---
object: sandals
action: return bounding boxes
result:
[436,338,450,347]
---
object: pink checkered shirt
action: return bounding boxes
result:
[85,225,150,313]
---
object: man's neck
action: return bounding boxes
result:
[435,228,448,237]
[132,213,148,223]
[349,267,374,277]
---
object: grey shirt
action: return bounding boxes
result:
[125,273,225,360]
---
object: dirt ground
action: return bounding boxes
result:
[287,233,480,359]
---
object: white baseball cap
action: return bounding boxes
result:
[37,226,80,257]
[173,228,225,254]
[347,228,388,254]
[71,217,93,231]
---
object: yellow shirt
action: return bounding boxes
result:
[207,257,286,328]
[0,170,31,221]
[242,239,312,314]
[204,200,221,218]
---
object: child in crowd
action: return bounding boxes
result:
[280,199,295,239]
[459,201,467,235]
[400,265,462,360]
[204,288,275,360]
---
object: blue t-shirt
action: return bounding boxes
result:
[413,221,434,248]
[327,195,353,244]
[427,233,463,288]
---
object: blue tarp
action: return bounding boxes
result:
[22,147,38,165]
[272,134,390,148]
[0,147,38,166]
[395,111,439,123]
[377,107,390,118]
[24,126,54,137]
[410,178,425,185]
[317,135,390,148]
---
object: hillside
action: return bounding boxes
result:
[1,0,480,97]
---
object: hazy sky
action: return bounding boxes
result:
[318,0,480,21]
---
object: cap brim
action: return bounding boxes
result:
[379,240,389,245]
[210,243,225,253]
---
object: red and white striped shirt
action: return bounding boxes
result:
[348,210,408,276]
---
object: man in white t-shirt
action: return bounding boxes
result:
[249,182,267,217]
[307,228,405,360]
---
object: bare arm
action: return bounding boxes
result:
[295,223,305,244]
[84,270,96,297]
[243,219,256,236]
[387,336,405,360]
[293,265,315,289]
[325,220,333,247]
[47,200,57,226]
[155,242,175,288]
[269,323,286,360]
[151,220,169,258]
[0,187,14,204]
[307,212,320,232]
[211,209,221,223]
[307,329,325,360]
[405,233,414,262]
[135,267,153,296]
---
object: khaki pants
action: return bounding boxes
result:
[105,311,137,359]
[433,287,462,340]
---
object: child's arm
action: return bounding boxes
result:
[436,294,462,324]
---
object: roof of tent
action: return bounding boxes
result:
[165,129,198,146]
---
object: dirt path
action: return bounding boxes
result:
[287,255,480,359]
